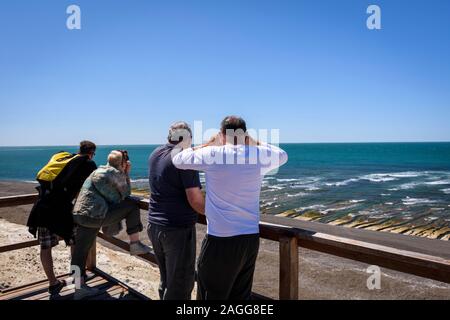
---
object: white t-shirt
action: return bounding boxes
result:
[172,143,288,237]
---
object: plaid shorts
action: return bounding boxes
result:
[37,227,59,249]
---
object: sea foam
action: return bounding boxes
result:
[402,197,439,206]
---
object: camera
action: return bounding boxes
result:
[118,150,129,162]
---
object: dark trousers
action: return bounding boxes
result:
[196,233,260,300]
[71,198,143,276]
[148,223,196,300]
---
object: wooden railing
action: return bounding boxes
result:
[1,194,450,300]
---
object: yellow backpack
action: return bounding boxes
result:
[36,152,80,182]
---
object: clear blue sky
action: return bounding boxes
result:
[1,0,449,146]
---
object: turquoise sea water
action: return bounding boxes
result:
[1,143,449,239]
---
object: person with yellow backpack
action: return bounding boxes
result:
[27,140,97,296]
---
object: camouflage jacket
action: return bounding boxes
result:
[73,165,131,219]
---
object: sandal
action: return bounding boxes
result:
[48,279,66,295]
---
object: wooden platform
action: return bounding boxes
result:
[0,268,150,301]
[2,194,449,300]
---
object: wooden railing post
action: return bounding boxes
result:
[279,235,299,300]
[86,240,97,271]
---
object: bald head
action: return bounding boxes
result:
[107,151,123,170]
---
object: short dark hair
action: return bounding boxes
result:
[79,140,96,155]
[220,116,247,134]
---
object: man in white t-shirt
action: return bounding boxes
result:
[172,116,288,300]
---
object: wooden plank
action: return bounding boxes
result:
[279,236,299,300]
[40,279,112,300]
[91,285,128,300]
[0,194,38,208]
[0,272,96,300]
[37,278,129,300]
[3,276,106,301]
[1,268,148,301]
[258,221,450,284]
[0,240,39,253]
[260,221,298,241]
[93,267,151,301]
[298,232,450,284]
[26,277,109,300]
[0,282,49,300]
[1,275,54,295]
[97,232,157,265]
[0,272,96,295]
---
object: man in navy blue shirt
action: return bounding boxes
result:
[148,121,204,300]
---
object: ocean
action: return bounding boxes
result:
[1,143,449,240]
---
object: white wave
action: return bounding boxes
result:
[374,171,440,179]
[360,174,398,182]
[328,171,445,187]
[357,171,427,184]
[325,178,358,187]
[292,183,321,191]
[441,188,450,194]
[297,204,326,211]
[324,172,411,187]
[425,180,450,186]
[287,192,308,198]
[385,202,394,205]
[349,199,366,203]
[130,179,148,183]
[387,171,427,178]
[261,202,273,207]
[291,177,322,186]
[305,186,321,191]
[267,185,285,190]
[396,182,420,190]
[276,178,299,182]
[402,197,439,206]
[381,193,391,196]
[323,204,358,213]
[391,179,450,190]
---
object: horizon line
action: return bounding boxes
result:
[1,141,450,147]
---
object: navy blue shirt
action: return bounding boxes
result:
[148,143,202,227]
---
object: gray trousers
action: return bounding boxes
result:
[148,223,196,300]
[71,198,143,276]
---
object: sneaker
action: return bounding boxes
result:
[48,280,66,295]
[129,241,151,256]
[74,284,100,300]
